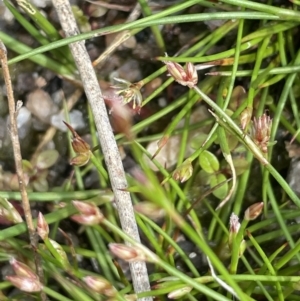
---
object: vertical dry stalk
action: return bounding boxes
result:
[0,41,46,301]
[51,1,152,300]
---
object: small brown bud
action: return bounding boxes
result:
[244,202,263,221]
[72,137,90,154]
[63,121,90,154]
[73,201,100,216]
[71,201,104,225]
[37,212,49,240]
[109,243,148,262]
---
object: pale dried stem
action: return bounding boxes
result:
[51,1,152,300]
[0,41,46,301]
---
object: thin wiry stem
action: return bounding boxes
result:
[0,40,46,301]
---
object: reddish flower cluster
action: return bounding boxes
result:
[71,201,104,225]
[163,54,198,89]
[6,258,42,292]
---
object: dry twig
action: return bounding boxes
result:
[0,41,46,301]
[51,1,152,300]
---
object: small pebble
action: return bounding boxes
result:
[88,4,108,18]
[51,109,85,132]
[116,59,142,82]
[16,72,38,95]
[17,107,32,139]
[26,89,59,124]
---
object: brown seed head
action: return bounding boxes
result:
[163,55,198,88]
[251,114,272,153]
[63,121,90,154]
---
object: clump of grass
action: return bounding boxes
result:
[1,0,300,300]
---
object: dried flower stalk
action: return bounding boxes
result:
[0,41,46,301]
[51,1,152,300]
